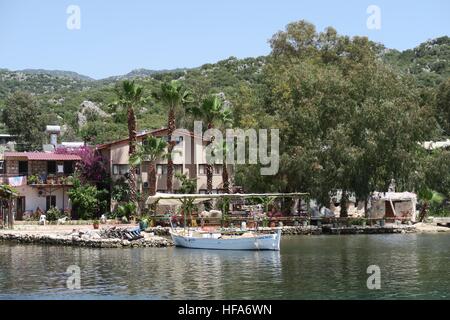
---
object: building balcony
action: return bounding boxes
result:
[0,174,74,187]
[28,174,74,186]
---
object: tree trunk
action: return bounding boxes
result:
[167,108,176,193]
[222,163,230,194]
[418,202,428,222]
[206,122,214,194]
[127,105,138,212]
[364,199,368,218]
[340,190,348,218]
[149,162,156,196]
[206,164,213,194]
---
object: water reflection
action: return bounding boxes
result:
[0,234,449,299]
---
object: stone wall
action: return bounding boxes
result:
[30,161,46,175]
[0,231,174,248]
[6,160,19,175]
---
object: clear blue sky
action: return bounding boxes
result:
[0,0,449,79]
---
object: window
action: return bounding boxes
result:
[64,161,74,174]
[46,195,56,211]
[18,161,28,175]
[156,164,181,175]
[174,164,183,174]
[112,164,129,175]
[47,161,57,174]
[198,164,207,175]
[199,164,219,175]
[161,136,183,144]
[214,164,222,175]
[156,164,167,175]
[0,161,4,174]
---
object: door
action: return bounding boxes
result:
[16,197,25,220]
[385,201,395,218]
[46,195,56,211]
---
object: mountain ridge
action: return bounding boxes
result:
[2,36,449,85]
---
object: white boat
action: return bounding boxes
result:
[169,228,282,251]
[145,192,307,251]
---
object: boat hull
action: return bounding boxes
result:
[170,230,281,251]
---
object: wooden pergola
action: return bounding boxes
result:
[0,184,18,229]
[146,192,310,229]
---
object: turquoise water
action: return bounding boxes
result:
[0,233,449,299]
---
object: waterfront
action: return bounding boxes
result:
[0,233,449,300]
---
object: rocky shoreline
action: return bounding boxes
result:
[1,222,448,248]
[145,224,419,236]
[0,229,173,248]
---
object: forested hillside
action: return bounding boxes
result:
[0,55,266,144]
[1,20,449,204]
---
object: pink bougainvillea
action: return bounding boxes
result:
[55,146,108,183]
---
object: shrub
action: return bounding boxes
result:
[111,177,131,202]
[113,201,136,219]
[46,207,62,221]
[68,177,100,220]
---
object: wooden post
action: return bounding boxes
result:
[8,197,13,229]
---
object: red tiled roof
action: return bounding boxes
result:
[4,152,81,161]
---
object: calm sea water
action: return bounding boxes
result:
[0,234,449,300]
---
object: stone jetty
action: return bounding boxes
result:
[0,227,173,248]
[146,223,437,236]
[321,224,417,235]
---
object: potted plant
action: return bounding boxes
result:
[28,175,38,185]
[262,216,269,228]
[93,219,100,229]
[139,215,149,231]
[47,175,54,185]
[66,175,74,185]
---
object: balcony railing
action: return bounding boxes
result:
[0,174,74,186]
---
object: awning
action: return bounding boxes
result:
[372,191,417,201]
[145,192,308,206]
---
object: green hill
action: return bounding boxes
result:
[383,36,450,87]
[0,34,448,145]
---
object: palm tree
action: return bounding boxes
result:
[189,95,230,193]
[129,136,168,197]
[153,80,192,193]
[219,108,233,194]
[212,141,232,194]
[111,80,146,209]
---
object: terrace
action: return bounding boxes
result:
[0,152,81,186]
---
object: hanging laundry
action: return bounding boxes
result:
[8,176,26,186]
